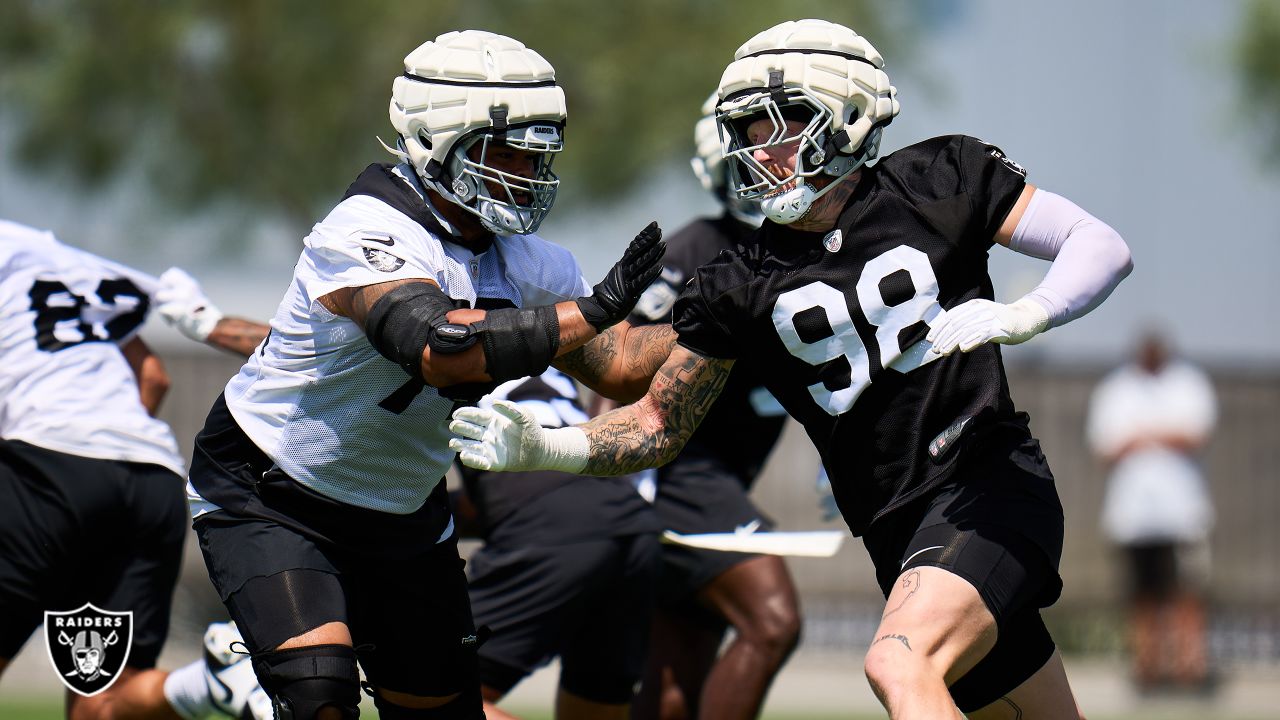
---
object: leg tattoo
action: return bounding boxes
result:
[883,571,920,619]
[998,696,1024,719]
[873,633,912,652]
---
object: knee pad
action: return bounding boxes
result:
[371,684,483,720]
[253,644,361,720]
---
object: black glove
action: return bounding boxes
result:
[576,221,665,331]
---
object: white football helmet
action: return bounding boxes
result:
[690,93,764,227]
[386,30,567,235]
[715,19,900,224]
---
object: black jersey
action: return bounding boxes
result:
[628,215,787,484]
[672,135,1030,535]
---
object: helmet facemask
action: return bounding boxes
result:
[387,30,569,236]
[712,19,901,225]
[691,93,765,227]
[718,87,854,224]
[443,121,563,236]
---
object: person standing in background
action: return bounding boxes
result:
[1087,332,1217,693]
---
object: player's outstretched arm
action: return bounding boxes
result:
[323,221,664,390]
[928,184,1133,355]
[156,267,269,358]
[450,345,732,475]
[554,321,678,403]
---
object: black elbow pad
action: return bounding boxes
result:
[365,282,476,380]
[363,282,560,386]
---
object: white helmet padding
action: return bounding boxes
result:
[387,30,568,235]
[714,19,899,224]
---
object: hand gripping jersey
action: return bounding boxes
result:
[629,215,787,484]
[220,164,590,514]
[0,220,184,475]
[673,136,1030,535]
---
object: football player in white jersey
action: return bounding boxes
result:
[185,30,670,720]
[0,220,267,719]
[452,19,1135,720]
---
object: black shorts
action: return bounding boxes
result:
[1123,542,1180,599]
[0,439,186,667]
[862,432,1064,712]
[468,528,659,703]
[652,455,773,608]
[189,396,475,697]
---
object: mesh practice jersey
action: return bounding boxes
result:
[673,135,1029,535]
[0,220,184,475]
[629,214,787,484]
[220,164,590,514]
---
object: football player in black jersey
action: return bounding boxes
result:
[623,97,799,720]
[452,19,1133,720]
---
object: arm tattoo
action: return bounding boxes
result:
[624,324,677,378]
[578,347,732,476]
[554,323,677,392]
[554,325,620,387]
[873,634,912,652]
[883,571,921,619]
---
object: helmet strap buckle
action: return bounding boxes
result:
[489,106,509,143]
[767,70,788,106]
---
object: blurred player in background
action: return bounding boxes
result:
[0,220,265,720]
[457,368,660,720]
[452,18,1134,719]
[625,96,799,720]
[1087,332,1217,692]
[185,30,668,720]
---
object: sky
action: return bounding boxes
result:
[2,0,1277,367]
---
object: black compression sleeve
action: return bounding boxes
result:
[480,305,560,382]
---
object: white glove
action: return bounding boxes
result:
[449,399,589,473]
[927,297,1050,356]
[156,267,224,342]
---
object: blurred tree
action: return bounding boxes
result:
[1237,0,1280,165]
[0,1,902,232]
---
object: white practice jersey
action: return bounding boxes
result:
[0,220,185,475]
[221,163,591,513]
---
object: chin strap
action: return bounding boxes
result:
[764,166,856,224]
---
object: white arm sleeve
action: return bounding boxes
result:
[1009,190,1134,329]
